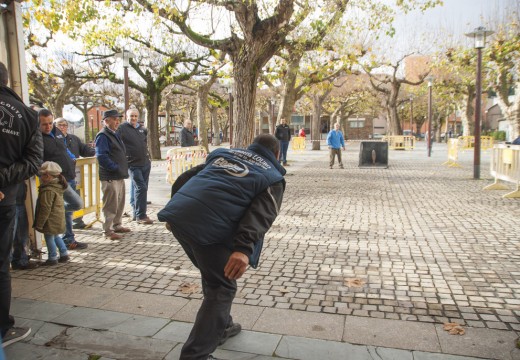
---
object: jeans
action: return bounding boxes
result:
[171,227,236,360]
[62,180,83,245]
[11,204,29,266]
[278,140,289,164]
[0,204,15,336]
[44,234,68,261]
[129,162,151,220]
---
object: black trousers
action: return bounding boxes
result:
[172,227,236,360]
[0,205,15,337]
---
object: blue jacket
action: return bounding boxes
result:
[327,129,345,149]
[158,143,285,268]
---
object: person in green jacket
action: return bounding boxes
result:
[34,161,70,266]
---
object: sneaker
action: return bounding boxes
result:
[137,217,154,225]
[67,241,88,250]
[11,261,39,270]
[207,356,221,360]
[41,259,58,266]
[113,226,131,233]
[105,232,123,240]
[58,255,70,263]
[218,322,241,345]
[283,162,290,166]
[2,327,31,348]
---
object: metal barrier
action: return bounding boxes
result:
[382,135,415,150]
[74,157,103,227]
[292,137,306,151]
[483,144,520,198]
[442,139,462,168]
[166,146,207,184]
[458,136,494,151]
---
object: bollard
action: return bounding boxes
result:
[359,141,388,168]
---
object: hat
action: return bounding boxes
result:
[103,109,123,120]
[40,161,62,176]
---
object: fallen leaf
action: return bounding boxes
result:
[279,288,290,294]
[179,282,199,294]
[344,278,366,287]
[443,322,465,335]
[174,265,181,270]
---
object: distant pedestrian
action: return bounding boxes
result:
[95,109,131,240]
[299,126,306,138]
[34,161,70,266]
[327,123,345,169]
[275,117,291,166]
[181,120,195,147]
[512,135,520,145]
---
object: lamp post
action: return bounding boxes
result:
[409,95,414,134]
[465,26,494,180]
[228,86,234,147]
[427,76,433,157]
[115,49,134,113]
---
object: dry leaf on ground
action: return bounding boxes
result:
[179,282,199,294]
[279,288,290,294]
[443,322,465,335]
[344,278,366,287]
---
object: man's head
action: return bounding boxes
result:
[38,109,54,135]
[252,134,280,159]
[103,109,123,131]
[334,123,340,131]
[0,62,8,86]
[280,118,287,125]
[126,107,139,128]
[184,119,193,130]
[54,118,69,136]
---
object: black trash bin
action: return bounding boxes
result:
[359,141,388,168]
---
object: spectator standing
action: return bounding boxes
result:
[299,126,306,138]
[0,61,42,346]
[95,110,131,240]
[11,183,39,270]
[180,119,195,147]
[326,122,345,169]
[275,117,291,166]
[117,107,153,224]
[158,134,286,360]
[33,161,70,266]
[39,110,87,250]
[54,118,95,230]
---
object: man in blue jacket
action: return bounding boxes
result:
[158,134,286,360]
[326,122,345,169]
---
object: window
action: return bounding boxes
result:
[348,118,365,128]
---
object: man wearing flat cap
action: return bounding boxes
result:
[95,110,131,240]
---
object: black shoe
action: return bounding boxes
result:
[11,261,39,270]
[41,259,58,266]
[2,327,31,348]
[72,222,87,229]
[207,356,221,360]
[58,255,70,263]
[218,322,241,345]
[67,241,88,250]
[146,201,152,204]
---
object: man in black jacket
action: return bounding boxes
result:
[180,119,195,147]
[275,117,291,166]
[0,61,42,346]
[54,117,95,229]
[116,106,153,224]
[39,110,88,250]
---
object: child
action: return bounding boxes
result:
[33,161,70,265]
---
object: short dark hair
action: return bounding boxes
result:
[0,62,8,86]
[252,134,279,157]
[38,108,53,119]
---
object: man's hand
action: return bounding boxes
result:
[224,252,249,280]
[0,191,4,202]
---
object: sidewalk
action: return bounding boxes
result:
[8,140,520,360]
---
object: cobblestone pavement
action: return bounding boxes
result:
[13,141,520,334]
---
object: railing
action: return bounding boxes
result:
[458,136,494,151]
[483,144,520,198]
[74,157,102,227]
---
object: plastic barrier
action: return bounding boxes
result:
[292,137,306,151]
[458,136,494,151]
[166,146,207,184]
[74,157,103,227]
[483,144,520,198]
[442,139,462,168]
[382,135,415,150]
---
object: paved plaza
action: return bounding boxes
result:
[7,140,520,359]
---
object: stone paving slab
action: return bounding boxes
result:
[5,342,91,360]
[109,314,170,337]
[10,297,74,322]
[100,291,189,318]
[52,306,133,329]
[219,330,282,356]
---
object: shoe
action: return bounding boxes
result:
[207,356,221,360]
[137,217,154,225]
[67,241,88,250]
[283,162,289,166]
[72,222,87,229]
[218,322,241,345]
[2,327,31,348]
[58,255,70,263]
[147,201,152,204]
[11,261,39,270]
[41,259,58,266]
[123,212,130,217]
[105,232,123,240]
[330,166,333,169]
[113,226,131,233]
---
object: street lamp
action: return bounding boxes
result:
[115,49,135,113]
[427,76,434,157]
[228,86,234,147]
[465,26,494,180]
[409,95,414,134]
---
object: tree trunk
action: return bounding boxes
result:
[278,54,302,123]
[82,106,90,142]
[196,88,209,152]
[460,90,475,136]
[211,107,220,146]
[269,101,276,135]
[495,80,520,140]
[311,94,322,151]
[232,62,258,148]
[146,91,162,159]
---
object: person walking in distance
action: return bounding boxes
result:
[95,110,131,240]
[0,61,43,347]
[158,134,286,360]
[275,117,291,166]
[327,122,345,169]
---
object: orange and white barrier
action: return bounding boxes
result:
[166,146,207,184]
[484,144,520,198]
